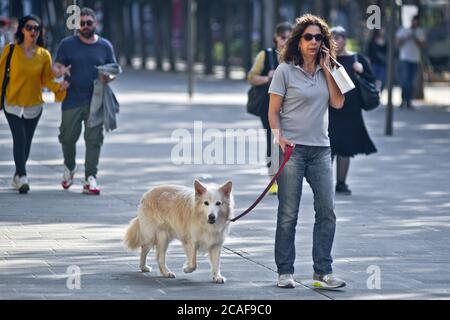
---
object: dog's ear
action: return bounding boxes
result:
[194,180,207,195]
[219,181,232,197]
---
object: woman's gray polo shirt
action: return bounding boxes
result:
[268,62,330,147]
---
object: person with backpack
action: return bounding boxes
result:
[0,15,68,194]
[247,22,292,195]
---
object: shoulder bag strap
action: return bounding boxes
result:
[1,44,16,110]
[266,48,275,70]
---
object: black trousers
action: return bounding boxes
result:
[4,110,42,177]
[259,100,272,166]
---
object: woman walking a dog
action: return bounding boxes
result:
[268,14,346,289]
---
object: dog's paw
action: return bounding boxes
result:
[183,265,197,274]
[140,265,152,273]
[213,275,226,284]
[163,271,176,278]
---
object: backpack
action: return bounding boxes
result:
[246,48,276,116]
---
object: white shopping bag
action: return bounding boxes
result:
[329,56,355,94]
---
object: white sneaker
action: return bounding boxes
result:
[82,176,100,195]
[312,273,346,289]
[12,175,29,194]
[11,175,20,189]
[277,274,295,288]
[62,165,76,190]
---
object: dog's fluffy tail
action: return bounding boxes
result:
[124,217,141,250]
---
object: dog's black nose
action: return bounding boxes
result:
[208,214,216,224]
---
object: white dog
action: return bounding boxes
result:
[124,180,233,283]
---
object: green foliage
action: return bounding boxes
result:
[213,39,244,62]
[230,39,242,57]
[346,38,360,52]
[252,41,261,58]
[214,43,224,61]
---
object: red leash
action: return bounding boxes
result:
[230,144,295,222]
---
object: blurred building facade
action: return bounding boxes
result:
[0,0,448,80]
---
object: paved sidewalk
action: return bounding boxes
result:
[1,69,449,300]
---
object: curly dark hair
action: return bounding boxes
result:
[14,15,45,47]
[281,14,336,67]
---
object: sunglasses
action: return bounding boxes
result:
[301,33,324,42]
[80,20,94,27]
[24,24,40,32]
[279,36,289,41]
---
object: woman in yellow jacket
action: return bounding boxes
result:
[0,15,68,193]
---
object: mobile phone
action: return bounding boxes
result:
[320,44,326,58]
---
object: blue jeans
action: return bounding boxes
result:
[372,63,386,92]
[399,61,419,106]
[275,145,336,276]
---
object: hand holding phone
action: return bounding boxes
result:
[320,44,326,55]
[319,44,331,71]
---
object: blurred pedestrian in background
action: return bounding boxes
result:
[328,26,377,195]
[0,17,11,51]
[396,15,426,109]
[367,27,387,92]
[0,15,68,194]
[54,7,118,195]
[247,22,292,195]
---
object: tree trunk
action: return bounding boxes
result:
[152,0,163,71]
[102,0,125,63]
[83,0,97,9]
[259,0,264,51]
[140,1,149,70]
[262,0,275,49]
[31,0,43,17]
[200,0,213,75]
[164,0,176,72]
[274,0,281,23]
[313,0,324,17]
[322,0,332,22]
[123,0,134,67]
[180,0,188,61]
[294,0,302,18]
[329,0,338,26]
[347,1,363,47]
[413,0,424,99]
[48,0,66,52]
[243,0,253,73]
[222,0,231,79]
[9,0,23,18]
[172,0,184,63]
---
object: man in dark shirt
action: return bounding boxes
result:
[54,7,118,195]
